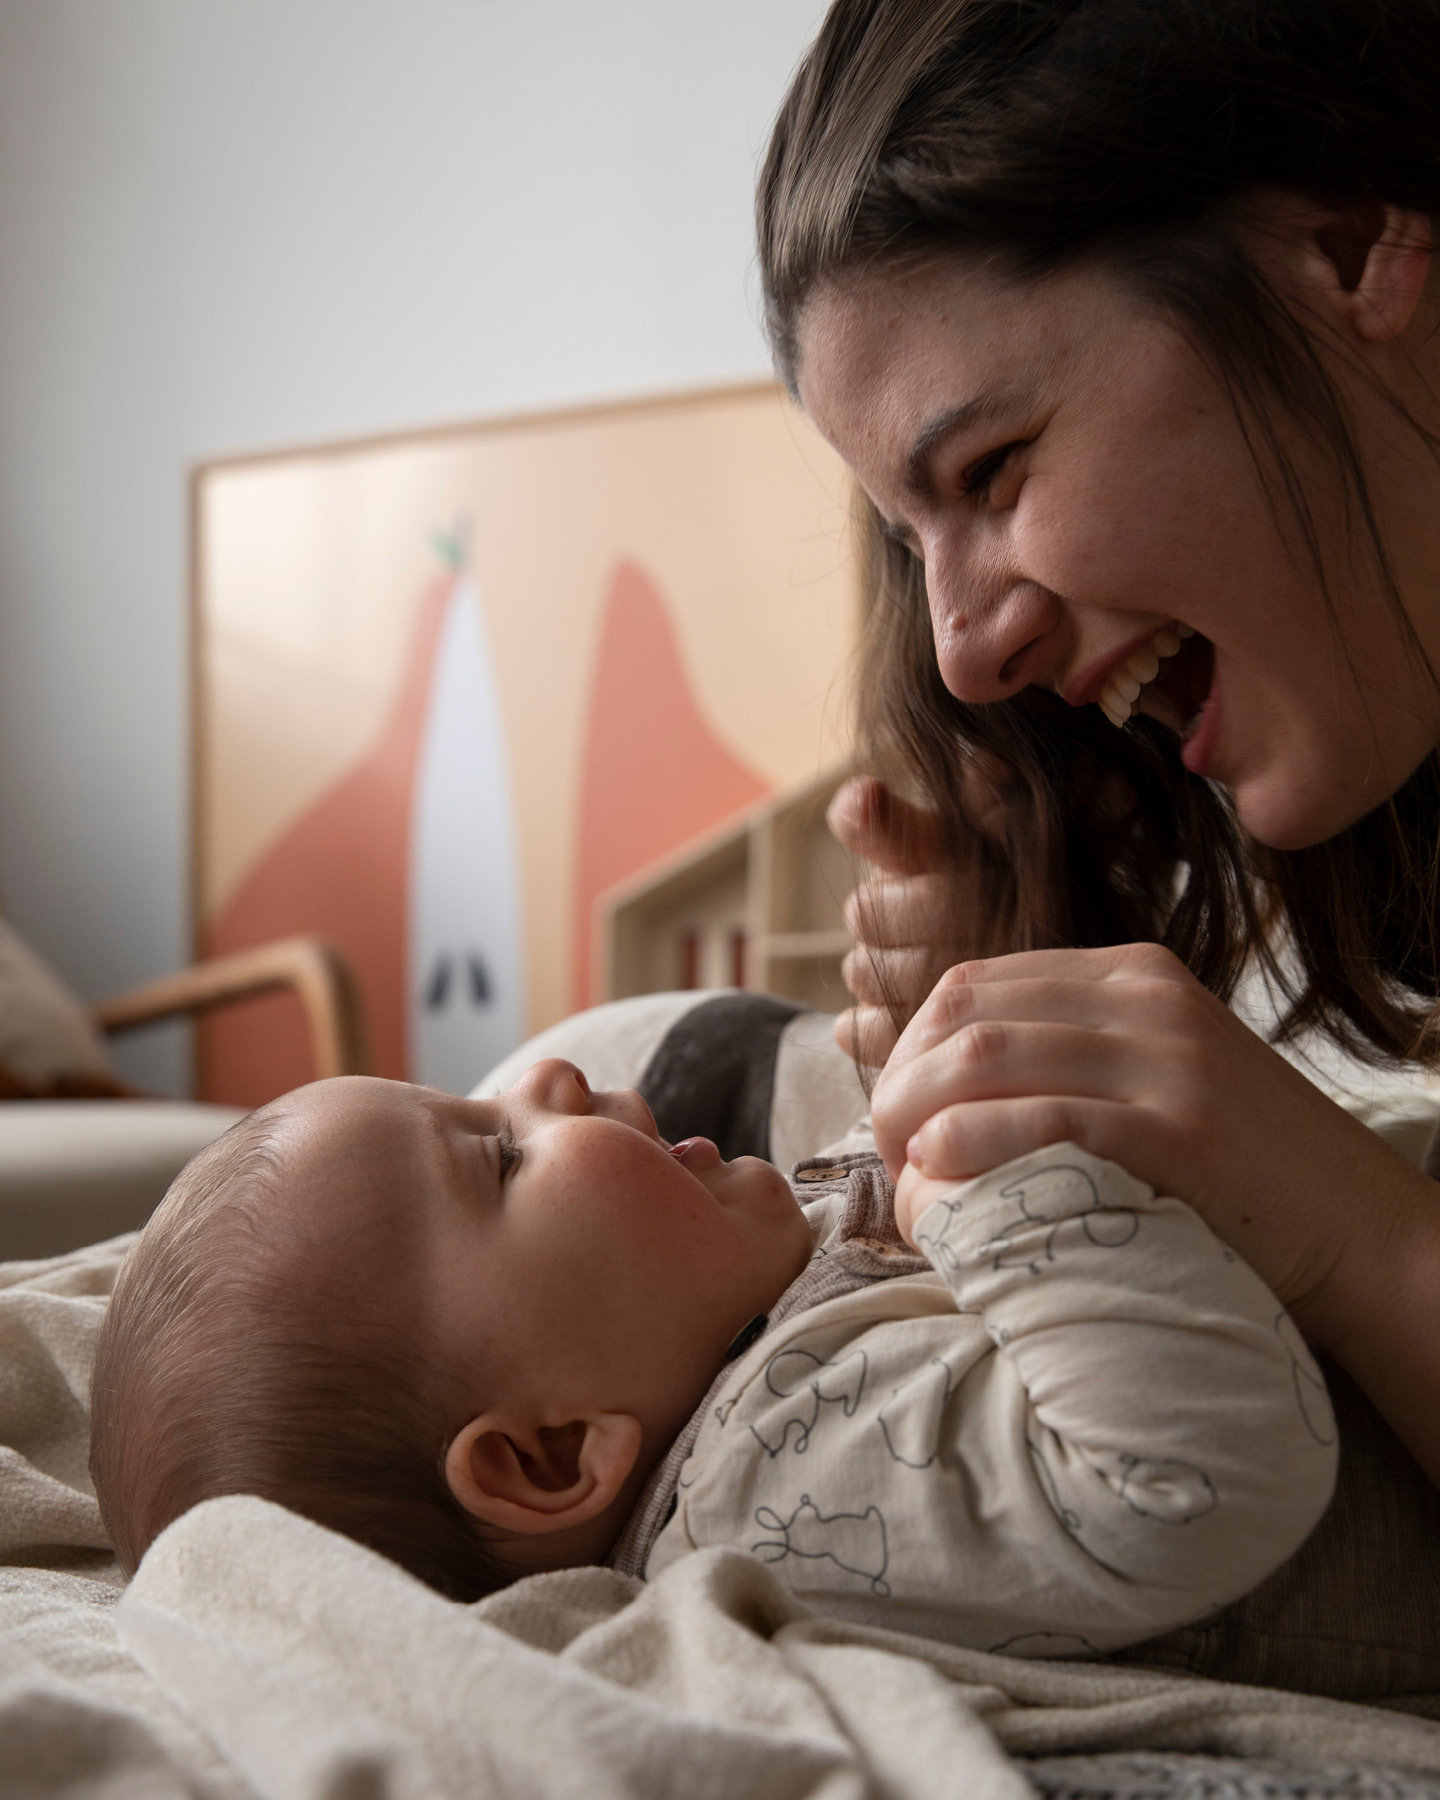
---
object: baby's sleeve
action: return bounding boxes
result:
[912,1143,1338,1617]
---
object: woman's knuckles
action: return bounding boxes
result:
[842,957,901,1009]
[911,1093,1086,1177]
[836,1004,901,1069]
[845,871,959,946]
[929,960,989,1009]
[842,944,937,1006]
[1021,1095,1091,1157]
[840,946,883,1003]
[944,1018,1010,1081]
[1108,940,1185,978]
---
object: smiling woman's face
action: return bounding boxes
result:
[795,250,1440,851]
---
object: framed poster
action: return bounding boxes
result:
[192,382,858,1106]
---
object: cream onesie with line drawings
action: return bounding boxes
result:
[646,1145,1339,1656]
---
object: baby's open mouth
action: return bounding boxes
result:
[669,1137,719,1167]
[1097,624,1215,742]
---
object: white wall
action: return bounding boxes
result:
[0,0,825,1092]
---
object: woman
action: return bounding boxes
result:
[758,0,1440,1697]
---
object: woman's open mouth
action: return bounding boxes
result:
[1097,624,1215,743]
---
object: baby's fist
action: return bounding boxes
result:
[893,1160,958,1249]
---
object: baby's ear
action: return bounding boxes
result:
[444,1411,642,1536]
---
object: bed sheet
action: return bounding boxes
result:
[1,1232,1438,1798]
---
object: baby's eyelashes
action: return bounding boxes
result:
[496,1126,521,1179]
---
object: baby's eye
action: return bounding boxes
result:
[959,440,1029,500]
[496,1126,521,1179]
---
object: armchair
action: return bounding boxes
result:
[92,935,369,1083]
[1,930,369,1261]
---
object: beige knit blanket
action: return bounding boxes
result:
[2,1232,1438,1800]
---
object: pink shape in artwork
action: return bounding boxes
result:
[197,576,454,1106]
[572,559,771,1009]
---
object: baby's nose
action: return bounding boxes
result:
[518,1058,592,1115]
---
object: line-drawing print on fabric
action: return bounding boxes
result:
[979,1162,1139,1276]
[750,1347,868,1457]
[1080,1207,1141,1248]
[1028,1434,1150,1576]
[879,1356,959,1468]
[914,1196,965,1275]
[1273,1311,1337,1445]
[714,1395,739,1427]
[1027,1434,1084,1535]
[989,1630,1098,1658]
[1115,1453,1218,1524]
[752,1494,891,1595]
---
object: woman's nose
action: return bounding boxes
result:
[924,543,1064,703]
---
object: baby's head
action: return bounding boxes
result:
[90,1060,811,1597]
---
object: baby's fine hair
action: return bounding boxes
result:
[88,1107,508,1601]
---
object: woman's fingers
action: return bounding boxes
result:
[872,1017,1147,1172]
[841,943,948,1009]
[832,1003,901,1069]
[901,1096,1168,1188]
[861,935,1440,1374]
[828,774,1018,1039]
[826,777,944,874]
[844,871,968,949]
[867,944,1217,1175]
[829,783,951,1032]
[884,966,1179,1070]
[921,939,1186,991]
[899,1018,1136,1106]
[955,750,1014,848]
[889,943,1207,1059]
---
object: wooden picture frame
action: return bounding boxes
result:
[190,384,859,1105]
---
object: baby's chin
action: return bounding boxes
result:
[722,1154,804,1217]
[745,1161,814,1278]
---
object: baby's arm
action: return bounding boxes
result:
[902,1144,1338,1630]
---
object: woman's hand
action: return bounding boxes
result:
[872,942,1440,1487]
[871,943,1436,1343]
[828,770,1008,1067]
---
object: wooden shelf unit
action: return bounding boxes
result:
[600,767,857,1009]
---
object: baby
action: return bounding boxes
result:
[89,1058,1338,1656]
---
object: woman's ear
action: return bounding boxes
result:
[1244,193,1433,345]
[1314,201,1432,343]
[443,1411,643,1536]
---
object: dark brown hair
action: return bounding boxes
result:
[89,1110,511,1601]
[758,0,1440,1061]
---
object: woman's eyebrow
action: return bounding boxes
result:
[904,390,1021,491]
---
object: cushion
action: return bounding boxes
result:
[0,1102,246,1260]
[0,918,112,1089]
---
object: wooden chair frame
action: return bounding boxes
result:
[91,936,370,1082]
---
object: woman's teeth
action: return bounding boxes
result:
[1096,623,1194,728]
